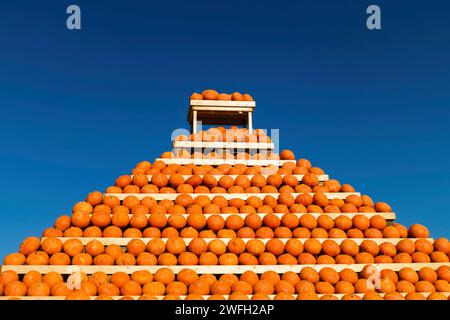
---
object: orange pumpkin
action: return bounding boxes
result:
[63,239,84,257]
[19,237,41,256]
[27,282,51,296]
[3,253,26,265]
[4,281,27,296]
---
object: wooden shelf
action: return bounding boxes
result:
[1,291,448,300]
[87,212,397,220]
[105,192,360,201]
[190,100,256,108]
[131,174,329,182]
[155,158,295,166]
[2,262,448,275]
[42,237,430,246]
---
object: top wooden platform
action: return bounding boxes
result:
[188,100,256,123]
[188,100,256,132]
[189,100,256,108]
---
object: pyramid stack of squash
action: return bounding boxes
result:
[1,93,449,300]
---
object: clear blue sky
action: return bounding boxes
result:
[0,0,449,260]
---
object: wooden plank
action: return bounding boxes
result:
[190,100,256,108]
[87,212,397,220]
[155,158,294,166]
[192,110,197,133]
[172,141,275,150]
[132,174,329,182]
[1,292,448,300]
[0,297,66,300]
[3,263,449,275]
[191,106,254,113]
[44,237,431,246]
[193,107,253,114]
[105,192,359,201]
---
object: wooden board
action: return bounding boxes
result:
[105,192,360,201]
[1,292,448,300]
[2,262,448,275]
[132,174,329,182]
[190,100,256,108]
[91,211,396,220]
[43,237,430,246]
[188,101,255,125]
[86,212,397,221]
[155,158,295,166]
[172,141,275,150]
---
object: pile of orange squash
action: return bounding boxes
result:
[1,93,449,301]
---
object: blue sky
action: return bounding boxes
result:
[0,0,449,260]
